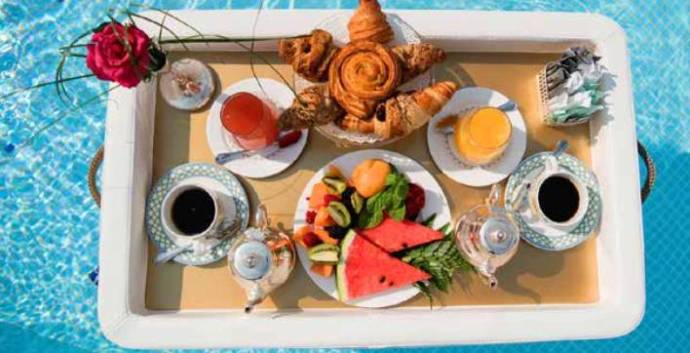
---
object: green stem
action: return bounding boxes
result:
[157,36,295,44]
[14,84,120,150]
[1,74,95,100]
[128,12,189,51]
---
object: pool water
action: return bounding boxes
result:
[0,0,688,352]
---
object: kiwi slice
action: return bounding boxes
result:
[327,201,351,227]
[350,192,364,214]
[323,176,347,195]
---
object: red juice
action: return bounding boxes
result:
[221,92,279,150]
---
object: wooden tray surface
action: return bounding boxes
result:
[145,51,598,310]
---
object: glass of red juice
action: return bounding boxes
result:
[220,92,279,151]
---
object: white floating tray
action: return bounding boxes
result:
[98,9,645,349]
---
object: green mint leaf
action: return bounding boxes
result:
[388,205,406,221]
[422,213,437,227]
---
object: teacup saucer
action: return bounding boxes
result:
[504,152,602,251]
[427,87,527,187]
[145,163,249,266]
[206,78,309,179]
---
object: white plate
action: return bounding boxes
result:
[292,149,451,308]
[206,78,308,179]
[427,87,527,187]
[296,12,432,146]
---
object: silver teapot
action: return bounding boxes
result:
[227,205,295,313]
[454,184,520,288]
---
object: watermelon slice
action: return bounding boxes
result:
[337,231,429,301]
[360,217,443,253]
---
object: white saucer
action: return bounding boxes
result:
[426,87,527,187]
[145,163,250,266]
[206,78,309,179]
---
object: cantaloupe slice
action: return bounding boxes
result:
[314,228,339,245]
[314,207,335,227]
[309,183,332,209]
[311,263,334,277]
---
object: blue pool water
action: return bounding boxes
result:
[0,0,688,352]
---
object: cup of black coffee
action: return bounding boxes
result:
[528,168,589,232]
[161,184,224,240]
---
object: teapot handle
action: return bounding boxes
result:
[486,184,502,209]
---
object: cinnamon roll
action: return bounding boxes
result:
[329,41,401,118]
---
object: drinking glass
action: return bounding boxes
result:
[221,92,279,151]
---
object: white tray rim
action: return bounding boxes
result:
[98,9,645,349]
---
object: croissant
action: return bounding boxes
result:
[371,81,459,138]
[411,80,458,116]
[348,0,394,44]
[339,114,375,134]
[279,85,345,130]
[278,29,339,82]
[392,44,447,83]
[329,41,401,118]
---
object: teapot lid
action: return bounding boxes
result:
[232,240,271,280]
[479,216,520,255]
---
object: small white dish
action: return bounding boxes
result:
[159,58,215,111]
[206,78,308,179]
[427,87,527,187]
[292,149,451,308]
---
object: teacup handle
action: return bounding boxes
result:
[544,139,569,173]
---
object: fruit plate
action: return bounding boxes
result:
[292,149,451,308]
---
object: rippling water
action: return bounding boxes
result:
[0,0,688,352]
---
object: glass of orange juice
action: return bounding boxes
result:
[454,107,512,166]
[220,92,279,151]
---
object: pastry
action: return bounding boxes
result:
[347,0,394,44]
[329,41,401,118]
[392,43,447,83]
[279,85,345,130]
[278,29,339,82]
[372,96,406,139]
[339,114,375,134]
[372,81,459,138]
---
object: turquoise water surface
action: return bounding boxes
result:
[1,0,688,352]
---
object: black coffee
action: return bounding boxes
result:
[537,176,580,223]
[171,188,216,235]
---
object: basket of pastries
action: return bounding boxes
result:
[277,0,458,147]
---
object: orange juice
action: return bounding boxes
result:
[454,107,512,166]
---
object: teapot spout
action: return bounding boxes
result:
[478,264,499,289]
[244,285,265,314]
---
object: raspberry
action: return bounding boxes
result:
[305,210,317,224]
[405,183,426,220]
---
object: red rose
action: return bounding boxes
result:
[86,23,151,88]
